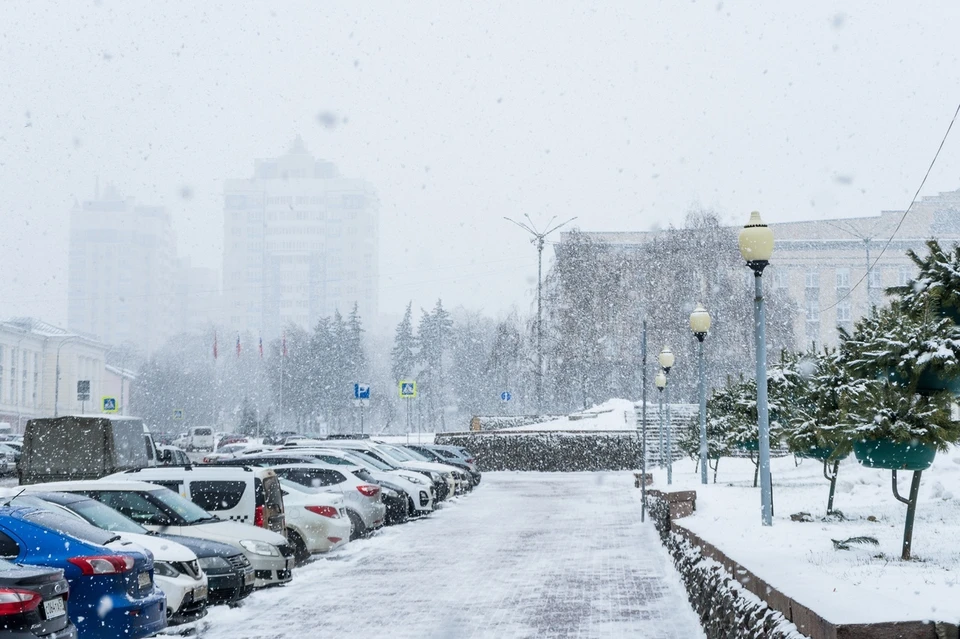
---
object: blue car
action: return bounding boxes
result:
[0,505,166,639]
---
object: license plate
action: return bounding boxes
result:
[244,570,255,585]
[43,597,66,619]
[193,584,208,601]
[138,571,151,589]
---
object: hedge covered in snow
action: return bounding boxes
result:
[435,431,642,471]
[647,496,810,639]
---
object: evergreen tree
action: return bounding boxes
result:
[391,302,417,383]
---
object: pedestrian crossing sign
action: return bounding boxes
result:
[399,380,417,399]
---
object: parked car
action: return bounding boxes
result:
[0,504,166,638]
[172,432,190,449]
[258,448,434,520]
[216,434,248,450]
[314,440,455,501]
[274,480,350,563]
[30,480,294,589]
[12,492,208,625]
[185,427,215,452]
[19,416,157,485]
[405,444,481,486]
[105,466,287,535]
[157,445,191,466]
[218,457,385,541]
[376,443,472,495]
[268,464,384,540]
[202,442,259,464]
[0,557,77,639]
[18,490,254,609]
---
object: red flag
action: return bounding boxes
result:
[259,336,264,359]
[236,333,241,357]
[213,331,218,360]
[282,332,287,358]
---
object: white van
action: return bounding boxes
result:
[106,465,287,536]
[186,427,215,452]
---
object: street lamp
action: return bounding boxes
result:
[738,210,775,526]
[53,336,80,418]
[655,370,667,471]
[690,304,711,484]
[657,346,675,484]
[503,215,577,415]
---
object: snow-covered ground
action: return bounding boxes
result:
[189,472,705,639]
[503,399,638,431]
[652,445,960,625]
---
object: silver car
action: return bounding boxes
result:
[268,464,386,540]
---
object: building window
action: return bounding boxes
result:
[868,268,882,289]
[20,351,27,406]
[835,268,850,289]
[806,299,820,322]
[898,266,911,287]
[8,349,16,407]
[32,353,39,407]
[837,299,852,322]
[805,271,820,289]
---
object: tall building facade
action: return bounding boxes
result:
[68,185,177,353]
[561,188,960,352]
[223,138,380,338]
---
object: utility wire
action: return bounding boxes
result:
[821,101,960,313]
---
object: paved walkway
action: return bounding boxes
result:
[196,472,705,639]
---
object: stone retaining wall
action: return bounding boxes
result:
[645,490,959,639]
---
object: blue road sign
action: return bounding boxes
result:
[102,397,118,413]
[500,391,512,402]
[354,383,370,400]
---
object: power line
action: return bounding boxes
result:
[821,100,960,313]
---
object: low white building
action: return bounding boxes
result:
[0,318,130,432]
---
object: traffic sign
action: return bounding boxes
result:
[354,383,370,400]
[399,380,417,399]
[353,399,370,407]
[77,380,90,402]
[102,397,118,413]
[500,391,512,402]
[172,409,184,420]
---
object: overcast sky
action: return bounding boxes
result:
[3,0,960,331]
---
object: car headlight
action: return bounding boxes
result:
[197,556,232,571]
[428,471,441,482]
[154,561,180,578]
[239,540,280,557]
[382,488,399,498]
[399,473,426,485]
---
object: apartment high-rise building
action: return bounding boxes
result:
[223,138,380,338]
[68,185,177,353]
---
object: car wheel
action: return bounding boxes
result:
[347,510,365,541]
[287,529,310,565]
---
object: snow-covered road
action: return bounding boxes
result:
[193,472,705,639]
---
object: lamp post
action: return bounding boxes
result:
[655,370,666,471]
[658,346,675,484]
[739,211,775,526]
[690,304,711,484]
[503,215,577,415]
[53,336,80,418]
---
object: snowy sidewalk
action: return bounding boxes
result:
[194,472,704,639]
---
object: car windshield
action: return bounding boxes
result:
[148,489,218,524]
[218,444,246,454]
[347,449,397,471]
[377,445,415,462]
[401,447,434,462]
[63,498,147,534]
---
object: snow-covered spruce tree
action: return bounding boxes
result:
[888,239,960,321]
[837,304,960,449]
[778,348,862,458]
